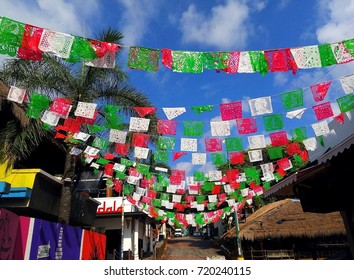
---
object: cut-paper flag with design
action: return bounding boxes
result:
[84,50,116,68]
[128,46,159,72]
[302,137,317,151]
[157,119,177,135]
[225,137,243,152]
[247,135,266,149]
[237,51,254,73]
[192,153,207,165]
[290,45,322,68]
[249,96,273,116]
[248,150,263,162]
[280,89,304,110]
[219,101,242,120]
[311,120,330,136]
[129,117,150,132]
[134,147,150,159]
[339,74,354,94]
[183,121,204,136]
[162,107,186,120]
[133,106,157,117]
[171,51,203,73]
[7,86,27,103]
[336,94,354,113]
[210,121,231,136]
[236,118,257,134]
[38,29,74,59]
[109,129,127,143]
[263,114,284,131]
[180,138,198,152]
[330,42,354,64]
[41,110,60,126]
[312,102,334,120]
[205,138,223,152]
[131,133,150,147]
[286,108,306,119]
[74,101,97,119]
[310,81,331,102]
[190,105,214,114]
[173,152,187,161]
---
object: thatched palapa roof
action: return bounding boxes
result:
[222,199,346,241]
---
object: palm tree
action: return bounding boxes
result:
[0,28,159,225]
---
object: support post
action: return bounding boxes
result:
[234,204,244,260]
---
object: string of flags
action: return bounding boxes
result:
[0,16,119,68]
[5,74,353,225]
[2,15,354,225]
[2,16,354,74]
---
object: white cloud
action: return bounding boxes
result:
[316,0,354,43]
[178,0,253,49]
[197,161,217,173]
[117,0,159,46]
[174,161,195,177]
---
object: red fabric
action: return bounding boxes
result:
[76,110,98,124]
[21,24,43,51]
[236,118,257,134]
[173,152,187,161]
[104,153,115,160]
[133,107,157,117]
[299,150,309,162]
[222,51,240,74]
[114,143,130,155]
[310,81,331,102]
[229,151,245,164]
[286,142,301,156]
[334,113,345,124]
[205,138,223,152]
[219,101,242,121]
[141,196,152,204]
[131,132,150,147]
[114,180,123,193]
[62,118,81,133]
[211,185,221,194]
[277,158,291,171]
[226,169,239,181]
[313,102,334,120]
[87,39,119,58]
[104,163,114,177]
[172,169,185,180]
[264,48,298,74]
[169,175,182,185]
[230,181,240,189]
[50,98,72,116]
[189,184,200,191]
[269,131,288,146]
[218,193,227,202]
[17,47,42,61]
[185,195,195,203]
[147,189,157,198]
[161,48,173,69]
[157,119,177,135]
[174,203,185,212]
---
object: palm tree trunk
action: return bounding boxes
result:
[58,149,77,225]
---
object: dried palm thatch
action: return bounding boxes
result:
[222,199,346,241]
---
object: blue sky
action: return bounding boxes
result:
[1,0,354,176]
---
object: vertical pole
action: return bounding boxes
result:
[234,204,244,260]
[120,194,125,260]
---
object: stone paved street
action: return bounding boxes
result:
[160,236,226,260]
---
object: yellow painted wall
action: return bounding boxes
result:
[0,163,40,189]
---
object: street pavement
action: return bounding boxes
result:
[160,236,226,260]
